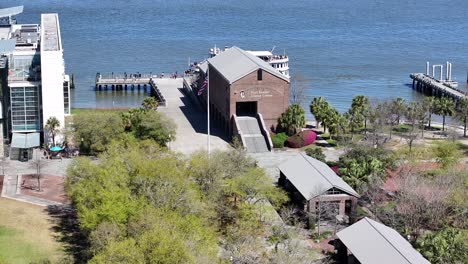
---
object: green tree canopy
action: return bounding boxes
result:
[141,96,158,110]
[305,147,326,162]
[391,98,406,125]
[72,111,126,154]
[435,97,455,131]
[348,95,370,132]
[278,104,306,136]
[66,139,289,263]
[131,110,176,147]
[456,97,468,137]
[417,228,468,264]
[423,96,437,129]
[310,97,330,131]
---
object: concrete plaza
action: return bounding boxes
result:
[155,78,230,155]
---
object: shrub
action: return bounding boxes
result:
[432,141,461,169]
[305,147,326,162]
[287,130,317,148]
[271,132,288,148]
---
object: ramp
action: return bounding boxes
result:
[235,116,269,153]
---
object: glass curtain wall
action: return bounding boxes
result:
[10,86,40,131]
[9,54,41,82]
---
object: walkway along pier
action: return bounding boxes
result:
[410,61,466,102]
[95,73,166,106]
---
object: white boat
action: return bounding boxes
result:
[209,45,290,78]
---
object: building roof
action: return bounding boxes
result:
[337,218,430,264]
[278,153,359,199]
[0,6,24,18]
[41,14,61,51]
[0,39,15,54]
[207,46,289,84]
[198,61,208,74]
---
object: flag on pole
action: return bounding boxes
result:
[198,75,208,96]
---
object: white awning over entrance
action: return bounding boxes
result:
[11,133,40,149]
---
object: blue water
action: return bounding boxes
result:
[2,0,468,119]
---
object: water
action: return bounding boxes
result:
[2,0,468,119]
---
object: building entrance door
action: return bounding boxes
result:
[236,101,257,116]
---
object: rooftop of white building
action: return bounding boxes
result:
[41,14,61,52]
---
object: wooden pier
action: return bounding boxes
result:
[410,73,466,101]
[95,73,166,106]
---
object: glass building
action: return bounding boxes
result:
[10,86,41,131]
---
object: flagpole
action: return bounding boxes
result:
[207,65,211,157]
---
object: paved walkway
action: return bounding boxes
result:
[0,155,71,206]
[155,78,229,155]
[1,174,62,206]
[250,150,301,181]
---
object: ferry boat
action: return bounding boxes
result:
[209,45,290,78]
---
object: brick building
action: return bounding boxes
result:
[205,46,290,134]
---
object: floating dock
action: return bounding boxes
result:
[95,73,166,106]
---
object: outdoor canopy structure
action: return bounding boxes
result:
[279,153,359,199]
[278,153,359,217]
[11,132,40,149]
[336,217,430,264]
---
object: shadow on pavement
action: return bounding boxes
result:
[46,204,90,264]
[178,93,229,141]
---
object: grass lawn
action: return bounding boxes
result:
[66,108,127,128]
[0,198,64,264]
[70,108,127,115]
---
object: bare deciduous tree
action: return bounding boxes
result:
[289,73,308,106]
[395,173,453,239]
[367,100,390,146]
[30,149,44,192]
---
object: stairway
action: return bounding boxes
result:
[235,116,269,153]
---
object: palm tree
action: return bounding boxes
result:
[391,98,406,125]
[435,97,455,131]
[322,107,340,139]
[457,98,468,137]
[310,97,330,131]
[423,96,437,129]
[142,97,158,110]
[349,95,369,133]
[45,117,60,146]
[278,104,306,136]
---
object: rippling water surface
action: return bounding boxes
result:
[2,0,467,118]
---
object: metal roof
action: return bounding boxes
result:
[41,14,61,51]
[278,153,359,199]
[337,218,430,264]
[0,39,15,54]
[0,6,24,18]
[207,46,289,84]
[198,61,208,74]
[11,132,40,149]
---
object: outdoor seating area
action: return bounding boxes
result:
[42,146,79,160]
